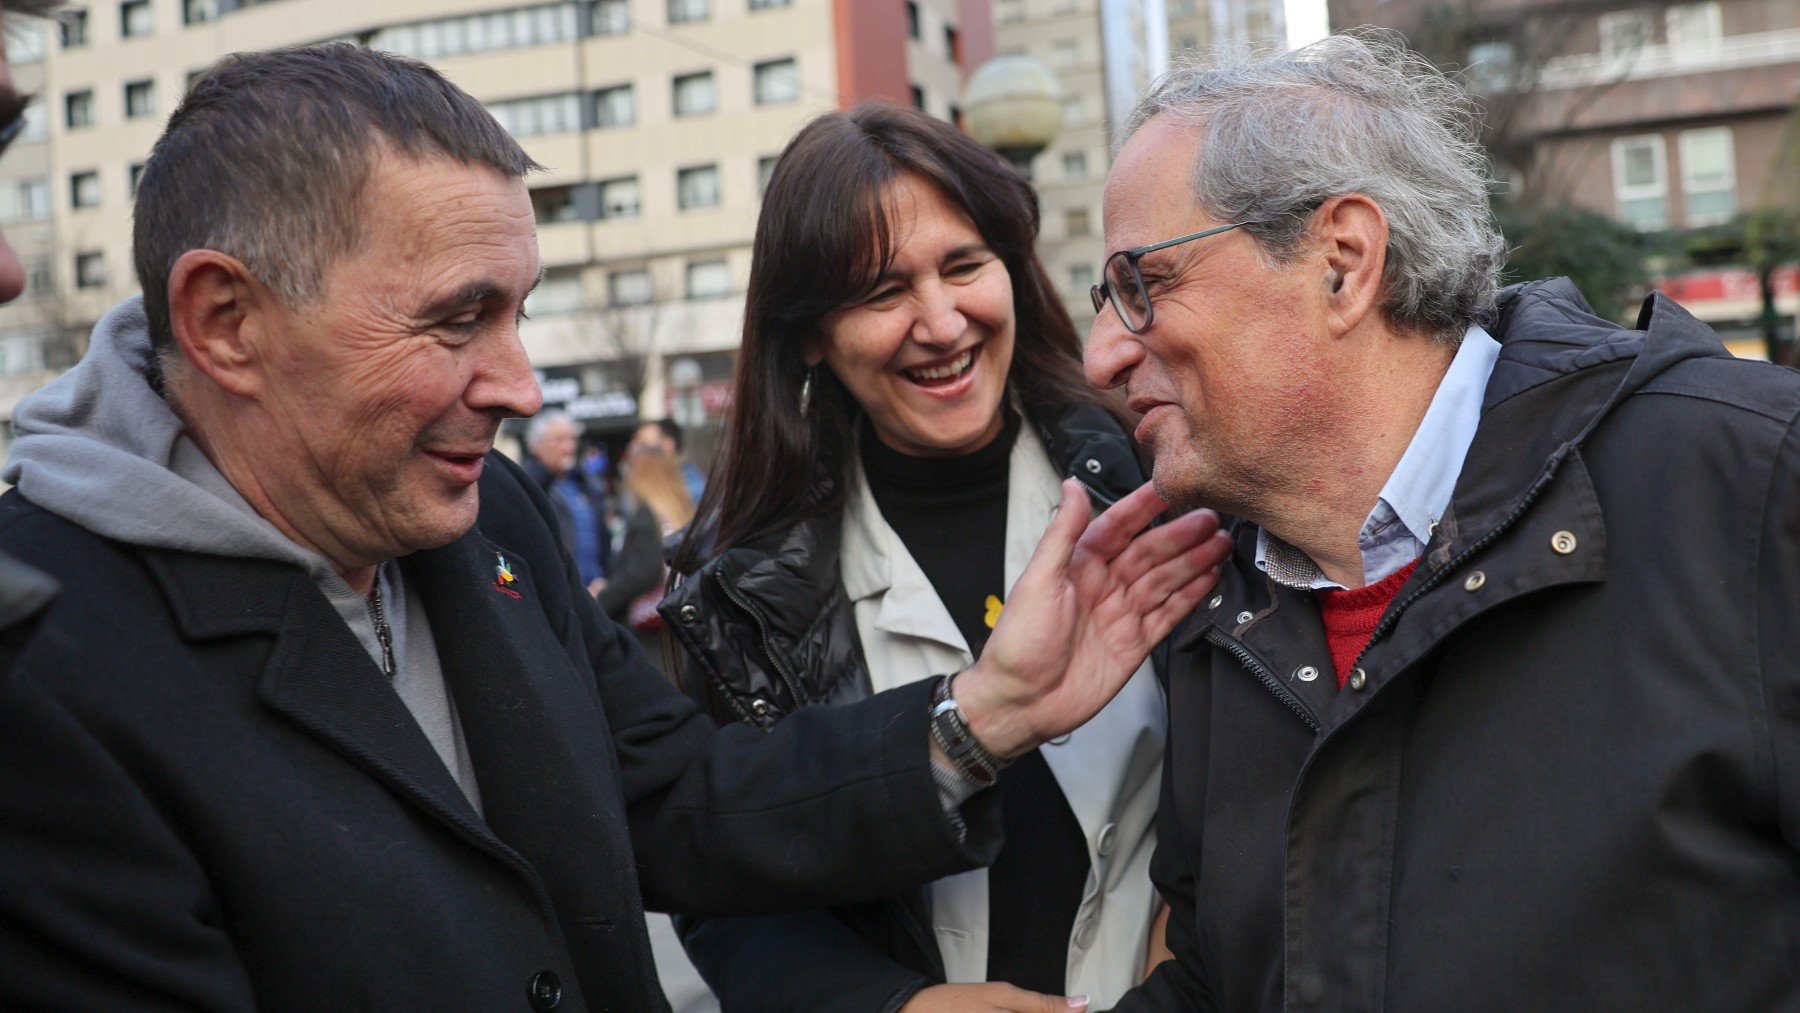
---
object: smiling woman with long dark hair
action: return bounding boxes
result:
[663,103,1168,1011]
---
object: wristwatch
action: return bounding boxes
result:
[929,672,1008,787]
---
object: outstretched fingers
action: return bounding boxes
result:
[1127,531,1233,639]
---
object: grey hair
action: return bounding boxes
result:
[1123,30,1504,342]
[525,408,576,447]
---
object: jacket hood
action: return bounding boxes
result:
[2,297,330,579]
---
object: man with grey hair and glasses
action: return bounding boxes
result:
[0,43,1231,1010]
[1087,32,1800,1010]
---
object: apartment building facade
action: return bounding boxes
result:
[1331,0,1800,355]
[993,0,1288,328]
[0,0,993,455]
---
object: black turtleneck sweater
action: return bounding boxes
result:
[862,412,1090,994]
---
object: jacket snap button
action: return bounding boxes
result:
[1074,919,1099,948]
[679,604,698,623]
[1294,665,1319,683]
[527,970,562,1011]
[750,698,771,717]
[1208,594,1223,610]
[1085,458,1102,473]
[1235,610,1254,625]
[1096,821,1118,857]
[1463,570,1486,591]
[1551,530,1578,555]
[1348,668,1368,691]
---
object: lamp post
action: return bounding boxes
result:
[961,55,1067,179]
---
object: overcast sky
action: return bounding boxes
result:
[1287,0,1330,47]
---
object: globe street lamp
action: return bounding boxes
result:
[962,54,1067,179]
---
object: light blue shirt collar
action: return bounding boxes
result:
[1255,323,1502,590]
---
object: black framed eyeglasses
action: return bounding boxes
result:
[1089,222,1246,333]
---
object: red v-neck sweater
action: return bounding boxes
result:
[1316,559,1420,687]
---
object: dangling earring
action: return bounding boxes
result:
[798,367,815,416]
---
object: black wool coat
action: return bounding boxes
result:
[0,453,1000,1012]
[1114,279,1800,1011]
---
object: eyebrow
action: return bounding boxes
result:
[870,242,991,285]
[418,266,545,320]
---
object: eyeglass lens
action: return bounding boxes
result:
[1105,253,1149,331]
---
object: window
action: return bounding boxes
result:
[686,258,731,299]
[75,252,107,289]
[749,0,791,9]
[0,178,50,222]
[130,162,148,198]
[1052,38,1079,67]
[1068,263,1095,289]
[65,90,94,129]
[525,270,585,316]
[594,0,629,34]
[609,268,653,306]
[756,154,778,196]
[21,100,46,143]
[1598,9,1653,60]
[910,84,925,110]
[6,21,45,63]
[125,80,157,119]
[672,72,716,117]
[1065,208,1091,237]
[593,84,634,128]
[677,164,721,210]
[945,25,959,61]
[753,59,798,105]
[70,170,101,210]
[1063,151,1088,180]
[489,93,581,138]
[1679,127,1735,226]
[995,0,1023,23]
[26,259,52,296]
[371,4,578,59]
[906,1,919,39]
[1665,2,1722,58]
[120,0,153,38]
[668,0,709,24]
[1169,0,1198,15]
[1466,41,1515,92]
[1611,134,1669,231]
[183,0,219,25]
[599,176,641,219]
[530,185,580,224]
[60,9,88,47]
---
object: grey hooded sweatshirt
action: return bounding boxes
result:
[3,296,480,811]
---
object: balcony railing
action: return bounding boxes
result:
[1536,28,1800,90]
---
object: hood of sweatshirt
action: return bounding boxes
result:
[3,296,333,581]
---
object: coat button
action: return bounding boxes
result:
[679,604,698,622]
[1551,530,1578,555]
[1085,458,1102,473]
[1463,570,1486,591]
[1208,594,1223,610]
[1294,665,1319,683]
[750,698,771,717]
[1074,918,1099,948]
[1235,610,1254,625]
[1347,667,1368,691]
[527,970,562,1011]
[1096,821,1118,857]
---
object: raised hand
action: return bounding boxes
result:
[953,479,1230,759]
[901,982,1091,1012]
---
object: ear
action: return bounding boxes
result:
[166,249,273,398]
[1308,194,1388,340]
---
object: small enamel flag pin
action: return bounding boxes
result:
[493,553,522,598]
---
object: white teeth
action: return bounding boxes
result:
[907,350,973,381]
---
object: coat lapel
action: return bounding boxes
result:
[140,549,524,872]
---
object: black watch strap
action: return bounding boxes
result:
[928,672,1008,786]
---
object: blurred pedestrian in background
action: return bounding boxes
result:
[664,103,1171,1012]
[633,418,707,506]
[597,444,693,668]
[523,409,610,596]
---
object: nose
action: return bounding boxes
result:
[0,228,27,306]
[471,321,544,419]
[911,279,966,348]
[1084,309,1142,391]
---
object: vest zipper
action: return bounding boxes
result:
[713,571,806,716]
[1204,627,1319,732]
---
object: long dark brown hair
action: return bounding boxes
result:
[672,102,1130,574]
